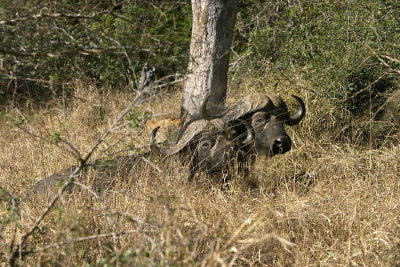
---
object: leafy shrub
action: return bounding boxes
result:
[343,60,395,116]
[233,0,400,144]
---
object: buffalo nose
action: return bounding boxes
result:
[271,137,291,155]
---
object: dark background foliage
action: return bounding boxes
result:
[0,0,191,102]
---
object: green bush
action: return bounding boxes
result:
[82,1,191,85]
[343,60,395,116]
[234,0,400,144]
[236,0,399,98]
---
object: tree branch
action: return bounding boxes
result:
[0,2,122,25]
[8,91,146,266]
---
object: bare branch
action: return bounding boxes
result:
[0,3,122,25]
[140,156,163,174]
[8,165,82,266]
[8,91,146,266]
[82,92,146,163]
[0,46,127,58]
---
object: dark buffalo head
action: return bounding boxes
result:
[186,118,254,180]
[250,111,292,156]
[195,132,236,173]
[151,116,252,180]
[199,94,306,158]
[248,95,305,157]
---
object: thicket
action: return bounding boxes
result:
[0,0,191,102]
[236,0,399,107]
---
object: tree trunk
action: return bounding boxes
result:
[181,0,238,122]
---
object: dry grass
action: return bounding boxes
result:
[1,80,400,266]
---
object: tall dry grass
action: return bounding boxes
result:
[1,79,399,266]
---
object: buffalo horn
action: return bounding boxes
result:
[199,94,229,120]
[149,126,160,150]
[285,95,306,126]
[240,120,255,145]
[176,94,226,142]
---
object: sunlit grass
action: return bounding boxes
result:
[1,79,399,265]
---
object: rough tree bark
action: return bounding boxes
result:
[181,0,238,122]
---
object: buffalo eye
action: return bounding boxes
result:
[200,141,211,148]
